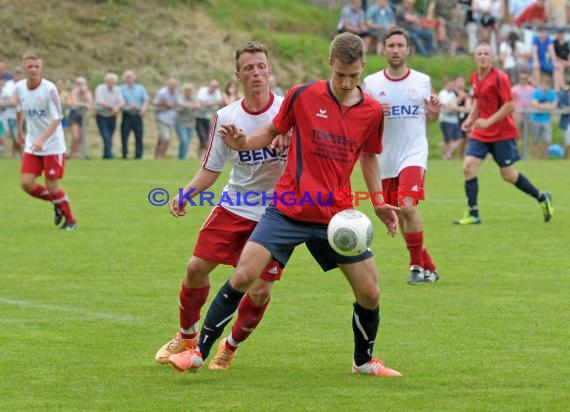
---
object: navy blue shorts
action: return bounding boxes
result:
[440,122,463,143]
[465,138,520,167]
[249,206,373,272]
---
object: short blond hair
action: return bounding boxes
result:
[22,50,41,61]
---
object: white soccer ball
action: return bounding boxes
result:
[327,209,374,257]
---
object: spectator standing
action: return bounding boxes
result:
[499,31,531,84]
[67,77,93,159]
[0,66,24,158]
[120,70,149,159]
[94,72,124,159]
[530,26,557,87]
[195,79,223,160]
[511,71,536,148]
[529,76,557,158]
[553,28,570,92]
[438,77,464,159]
[175,83,199,160]
[153,77,180,160]
[222,80,241,106]
[396,0,435,56]
[472,0,503,55]
[427,0,464,55]
[337,0,373,52]
[558,83,570,158]
[366,0,396,55]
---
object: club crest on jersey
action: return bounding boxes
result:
[407,88,421,102]
[316,109,328,119]
[378,91,386,97]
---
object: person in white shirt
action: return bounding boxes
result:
[363,26,441,284]
[195,79,223,160]
[14,50,78,230]
[94,72,124,159]
[438,76,464,159]
[155,41,288,371]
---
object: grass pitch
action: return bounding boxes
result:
[0,157,568,411]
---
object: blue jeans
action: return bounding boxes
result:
[96,114,117,159]
[409,29,433,55]
[121,112,144,159]
[175,124,194,160]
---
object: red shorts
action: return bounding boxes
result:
[21,153,66,179]
[381,166,425,206]
[193,206,283,282]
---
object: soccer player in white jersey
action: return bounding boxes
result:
[155,41,288,370]
[14,51,78,230]
[362,27,440,284]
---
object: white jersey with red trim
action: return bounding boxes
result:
[15,78,66,155]
[202,93,287,221]
[362,69,431,179]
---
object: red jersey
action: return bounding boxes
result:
[272,80,383,224]
[470,68,518,142]
[514,4,548,27]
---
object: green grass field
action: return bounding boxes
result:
[0,157,568,411]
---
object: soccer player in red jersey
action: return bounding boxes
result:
[363,27,442,285]
[454,42,553,225]
[169,32,403,378]
[14,51,78,230]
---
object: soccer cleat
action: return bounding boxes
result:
[453,214,481,225]
[539,192,554,222]
[352,358,402,377]
[423,269,440,283]
[54,206,63,226]
[155,332,198,364]
[169,349,204,372]
[208,338,238,370]
[60,221,79,230]
[407,265,426,285]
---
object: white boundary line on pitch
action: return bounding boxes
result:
[0,297,140,323]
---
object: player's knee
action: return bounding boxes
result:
[20,180,35,193]
[185,260,209,283]
[356,287,380,309]
[230,269,257,293]
[248,287,271,306]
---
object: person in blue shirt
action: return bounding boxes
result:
[120,70,149,159]
[529,76,557,158]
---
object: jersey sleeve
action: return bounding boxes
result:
[47,84,63,121]
[362,103,383,154]
[201,112,230,173]
[497,71,514,103]
[272,84,301,134]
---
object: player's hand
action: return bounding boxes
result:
[31,140,44,152]
[169,196,188,217]
[374,204,399,236]
[461,118,472,133]
[473,118,491,129]
[219,124,246,150]
[426,94,441,116]
[269,133,290,154]
[17,132,25,146]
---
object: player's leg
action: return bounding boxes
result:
[155,256,217,364]
[454,139,485,224]
[43,154,77,229]
[209,262,283,370]
[494,139,553,222]
[339,258,402,377]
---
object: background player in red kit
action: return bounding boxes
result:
[169,32,403,378]
[15,51,78,230]
[454,42,553,225]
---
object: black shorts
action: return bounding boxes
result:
[249,206,373,272]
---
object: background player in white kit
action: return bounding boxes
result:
[363,27,440,284]
[155,41,288,370]
[15,50,78,230]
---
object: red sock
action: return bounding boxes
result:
[179,283,210,338]
[29,184,51,201]
[404,231,424,268]
[422,248,436,271]
[51,190,76,223]
[230,293,269,344]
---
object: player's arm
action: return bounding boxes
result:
[170,168,221,217]
[473,100,514,130]
[31,119,62,152]
[219,122,278,151]
[359,152,399,236]
[425,93,441,123]
[461,99,479,132]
